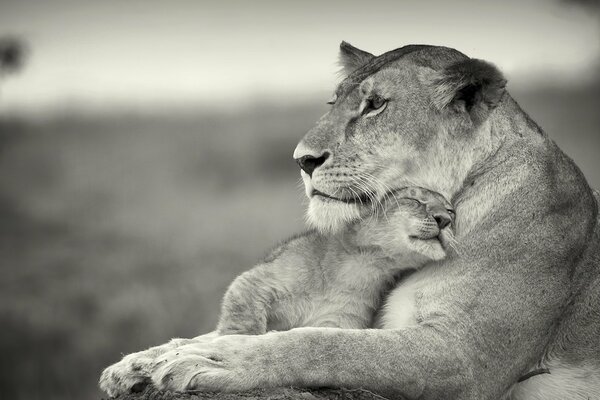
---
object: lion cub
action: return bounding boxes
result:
[217,187,455,334]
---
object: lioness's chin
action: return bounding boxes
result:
[306,196,362,234]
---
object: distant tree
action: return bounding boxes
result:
[0,36,27,79]
[560,0,600,11]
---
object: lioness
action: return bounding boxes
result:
[100,43,600,400]
[217,187,454,334]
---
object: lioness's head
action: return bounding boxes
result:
[295,42,506,233]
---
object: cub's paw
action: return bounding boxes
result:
[99,352,154,397]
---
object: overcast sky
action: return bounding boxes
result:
[0,0,599,113]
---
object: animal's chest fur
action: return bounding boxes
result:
[333,252,388,290]
[378,264,447,329]
[378,276,420,328]
[325,252,394,309]
[300,252,397,329]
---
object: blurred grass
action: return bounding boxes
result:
[0,104,322,400]
[0,85,598,400]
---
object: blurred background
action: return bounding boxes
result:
[0,0,598,399]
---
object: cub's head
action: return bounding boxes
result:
[352,187,456,262]
[295,42,506,233]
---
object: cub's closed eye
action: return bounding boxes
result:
[327,94,338,105]
[403,198,422,207]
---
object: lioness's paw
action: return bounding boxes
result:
[99,352,154,397]
[151,335,262,392]
[152,352,224,392]
[99,333,220,397]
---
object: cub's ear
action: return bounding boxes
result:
[427,58,507,122]
[339,41,375,75]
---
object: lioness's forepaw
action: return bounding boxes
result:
[151,336,262,392]
[152,352,225,392]
[99,334,220,397]
[99,352,154,397]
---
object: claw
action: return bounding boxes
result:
[130,378,150,393]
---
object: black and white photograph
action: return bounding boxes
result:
[1,1,599,399]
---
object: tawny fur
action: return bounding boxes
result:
[216,187,454,335]
[100,44,600,400]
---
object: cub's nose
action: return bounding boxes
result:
[432,212,452,230]
[295,152,330,177]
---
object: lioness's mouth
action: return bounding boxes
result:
[311,189,370,205]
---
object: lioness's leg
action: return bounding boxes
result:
[147,247,578,400]
[99,332,217,397]
[149,327,474,398]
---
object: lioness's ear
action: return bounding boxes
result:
[339,41,375,75]
[428,59,507,121]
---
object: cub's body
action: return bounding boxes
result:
[232,233,402,331]
[217,188,453,334]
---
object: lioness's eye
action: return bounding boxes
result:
[362,94,387,116]
[369,95,386,110]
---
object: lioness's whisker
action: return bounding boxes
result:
[354,172,395,223]
[353,174,384,222]
[360,171,403,211]
[347,186,365,209]
[352,176,381,222]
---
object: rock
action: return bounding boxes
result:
[108,385,389,400]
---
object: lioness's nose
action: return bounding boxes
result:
[433,212,452,230]
[295,152,330,177]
